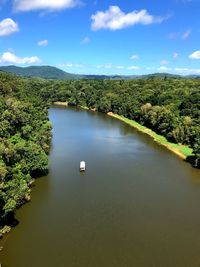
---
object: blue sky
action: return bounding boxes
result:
[0,0,200,75]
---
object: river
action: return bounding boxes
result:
[0,106,200,267]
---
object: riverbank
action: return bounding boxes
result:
[52,102,193,160]
[53,101,68,107]
[1,106,200,267]
[53,102,96,111]
[107,112,193,159]
[81,106,96,111]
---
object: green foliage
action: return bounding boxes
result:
[0,225,11,235]
[0,72,52,228]
[0,70,200,231]
[0,65,81,80]
[39,76,199,166]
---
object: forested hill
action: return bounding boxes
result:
[0,65,119,80]
[0,65,185,80]
[0,65,81,80]
[0,65,135,80]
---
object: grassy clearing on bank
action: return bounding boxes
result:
[107,112,193,159]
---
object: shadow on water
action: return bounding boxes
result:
[0,212,19,229]
[186,155,200,169]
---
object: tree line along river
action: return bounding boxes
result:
[0,106,200,267]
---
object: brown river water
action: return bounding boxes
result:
[0,106,200,267]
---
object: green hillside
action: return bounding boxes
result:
[0,65,187,80]
[0,65,82,80]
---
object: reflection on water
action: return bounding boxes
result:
[0,106,200,267]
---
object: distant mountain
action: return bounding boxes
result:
[185,74,200,79]
[140,73,183,79]
[0,65,82,80]
[0,65,136,80]
[0,65,135,80]
[0,65,185,80]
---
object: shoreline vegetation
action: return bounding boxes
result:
[1,73,199,238]
[53,102,192,160]
[107,112,192,160]
[49,77,199,169]
[0,72,52,238]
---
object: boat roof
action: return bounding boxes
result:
[80,161,85,167]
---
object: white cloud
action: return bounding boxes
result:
[174,67,200,74]
[81,37,90,44]
[189,50,200,59]
[115,65,125,69]
[181,29,191,39]
[104,64,112,69]
[130,54,139,60]
[175,67,190,72]
[65,63,73,67]
[0,18,19,36]
[59,62,85,68]
[127,66,140,70]
[38,39,48,46]
[146,67,155,70]
[91,6,166,31]
[96,64,126,70]
[14,0,80,12]
[173,52,179,59]
[96,63,113,69]
[168,30,191,40]
[160,60,169,65]
[0,51,41,64]
[157,66,171,72]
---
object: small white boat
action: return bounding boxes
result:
[80,161,86,171]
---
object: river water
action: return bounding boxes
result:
[0,106,200,267]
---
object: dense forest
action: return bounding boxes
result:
[40,76,200,165]
[0,71,200,233]
[0,72,52,233]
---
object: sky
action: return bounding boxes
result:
[0,0,200,75]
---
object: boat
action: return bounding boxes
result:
[80,161,86,171]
